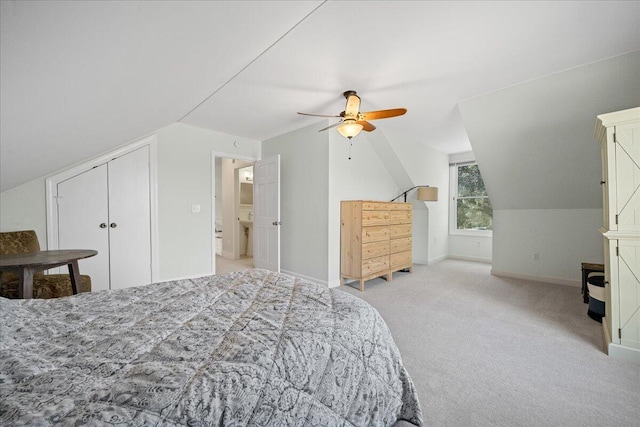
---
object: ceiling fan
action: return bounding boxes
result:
[298,90,407,140]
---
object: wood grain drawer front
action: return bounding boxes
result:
[390,250,412,269]
[362,226,389,243]
[390,237,411,254]
[362,202,390,211]
[362,255,389,276]
[362,241,389,260]
[390,210,411,225]
[389,224,412,238]
[388,203,411,211]
[362,210,390,226]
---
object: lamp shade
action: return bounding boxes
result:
[417,186,438,201]
[337,120,363,139]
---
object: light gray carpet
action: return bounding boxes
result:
[339,259,640,426]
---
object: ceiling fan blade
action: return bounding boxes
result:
[298,112,342,118]
[317,120,343,132]
[359,108,407,121]
[344,93,361,118]
[358,121,376,132]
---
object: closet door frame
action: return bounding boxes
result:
[45,134,159,282]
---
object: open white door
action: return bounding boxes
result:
[253,155,280,272]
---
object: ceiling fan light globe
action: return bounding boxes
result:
[337,121,363,139]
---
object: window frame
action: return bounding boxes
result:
[449,162,493,237]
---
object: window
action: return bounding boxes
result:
[450,163,493,234]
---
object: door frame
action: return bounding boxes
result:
[211,151,258,274]
[45,134,159,281]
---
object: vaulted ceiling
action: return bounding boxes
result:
[2,1,639,192]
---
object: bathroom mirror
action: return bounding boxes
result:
[240,182,253,205]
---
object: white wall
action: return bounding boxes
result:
[156,123,260,280]
[449,235,492,263]
[492,209,603,285]
[459,53,640,285]
[260,120,451,287]
[0,179,47,246]
[0,122,260,283]
[384,129,450,263]
[262,122,330,284]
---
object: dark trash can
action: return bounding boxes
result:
[587,274,605,323]
[581,262,604,303]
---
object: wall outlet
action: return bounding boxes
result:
[533,252,540,261]
[191,204,201,213]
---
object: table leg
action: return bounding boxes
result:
[68,260,80,295]
[18,268,34,299]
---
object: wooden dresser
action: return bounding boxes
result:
[340,200,412,291]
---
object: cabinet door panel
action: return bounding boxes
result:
[615,123,640,231]
[57,165,111,292]
[618,240,640,350]
[108,146,151,290]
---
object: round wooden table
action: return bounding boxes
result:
[0,249,97,299]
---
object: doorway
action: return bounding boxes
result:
[213,156,254,274]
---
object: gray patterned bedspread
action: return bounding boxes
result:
[0,269,423,426]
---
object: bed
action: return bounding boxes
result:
[0,269,423,426]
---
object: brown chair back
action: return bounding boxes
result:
[0,230,42,282]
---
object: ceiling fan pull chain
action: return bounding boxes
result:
[348,140,353,160]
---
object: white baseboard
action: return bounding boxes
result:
[280,269,328,288]
[424,254,447,265]
[608,343,640,364]
[602,316,612,355]
[491,269,581,287]
[447,255,492,264]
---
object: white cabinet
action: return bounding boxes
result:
[55,146,152,291]
[595,107,640,363]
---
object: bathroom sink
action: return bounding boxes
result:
[239,220,253,228]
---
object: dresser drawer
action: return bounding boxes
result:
[390,250,412,269]
[388,203,411,211]
[362,210,390,226]
[362,240,389,260]
[362,226,389,243]
[390,237,411,254]
[362,202,390,211]
[390,210,411,225]
[389,224,412,238]
[362,255,389,276]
